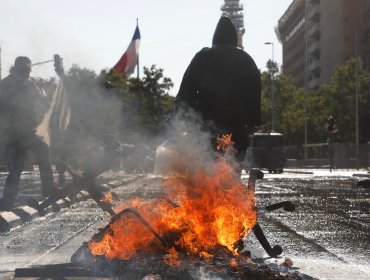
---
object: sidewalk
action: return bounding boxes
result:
[256,168,370,178]
[0,170,143,232]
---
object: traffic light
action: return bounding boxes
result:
[53,54,64,77]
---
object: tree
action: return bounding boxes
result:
[104,65,175,137]
[307,58,370,143]
[127,65,174,135]
[261,60,305,145]
[261,58,370,146]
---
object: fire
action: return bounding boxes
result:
[163,247,182,267]
[215,133,233,151]
[100,192,113,202]
[89,135,257,262]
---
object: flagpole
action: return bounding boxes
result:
[136,18,140,79]
[137,55,140,79]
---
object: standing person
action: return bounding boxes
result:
[175,16,261,169]
[0,56,56,211]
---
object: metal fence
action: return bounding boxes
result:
[284,143,370,169]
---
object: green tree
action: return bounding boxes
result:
[275,75,305,145]
[307,58,370,143]
[261,58,370,146]
[261,60,305,145]
[104,65,175,136]
[128,65,174,135]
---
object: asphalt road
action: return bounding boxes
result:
[0,169,369,279]
[245,169,370,280]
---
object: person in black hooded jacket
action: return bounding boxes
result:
[175,16,261,165]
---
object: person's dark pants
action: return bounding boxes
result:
[2,134,54,206]
[231,129,248,164]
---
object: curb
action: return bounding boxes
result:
[0,191,90,232]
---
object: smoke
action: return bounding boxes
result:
[0,61,238,178]
[158,107,216,174]
[42,66,167,175]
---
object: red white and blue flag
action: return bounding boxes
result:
[113,25,141,75]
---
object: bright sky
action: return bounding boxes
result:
[0,0,292,95]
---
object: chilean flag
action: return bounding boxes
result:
[113,25,141,75]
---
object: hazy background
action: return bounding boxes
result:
[0,0,292,95]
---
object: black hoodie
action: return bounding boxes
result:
[175,16,261,155]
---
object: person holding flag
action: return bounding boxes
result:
[0,56,56,210]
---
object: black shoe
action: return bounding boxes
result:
[0,198,14,211]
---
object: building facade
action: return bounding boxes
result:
[277,0,368,89]
[221,0,245,49]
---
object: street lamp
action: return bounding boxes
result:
[265,42,275,131]
[264,42,274,62]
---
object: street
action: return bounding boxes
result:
[0,169,369,279]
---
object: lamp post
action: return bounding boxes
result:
[265,42,275,131]
[355,0,360,168]
[264,41,274,62]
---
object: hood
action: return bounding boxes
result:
[212,16,238,47]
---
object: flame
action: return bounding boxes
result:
[163,247,182,267]
[100,192,113,202]
[230,258,238,268]
[89,135,257,261]
[215,133,233,151]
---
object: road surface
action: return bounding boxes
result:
[0,169,369,279]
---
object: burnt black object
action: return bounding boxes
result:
[27,162,115,216]
[252,223,283,258]
[355,179,370,188]
[264,201,295,212]
[239,168,295,258]
[70,207,171,266]
[247,168,264,191]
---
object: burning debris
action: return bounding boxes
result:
[84,135,257,260]
[13,115,298,279]
[26,132,124,216]
[64,133,297,279]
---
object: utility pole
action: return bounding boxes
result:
[355,0,360,169]
[265,42,275,131]
[304,0,308,160]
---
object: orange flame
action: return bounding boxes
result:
[100,192,113,203]
[163,247,182,267]
[215,133,233,151]
[89,136,256,261]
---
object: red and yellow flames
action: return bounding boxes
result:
[89,136,257,261]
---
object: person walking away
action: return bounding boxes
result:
[175,16,261,173]
[0,56,56,211]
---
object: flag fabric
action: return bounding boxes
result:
[36,80,71,146]
[113,25,141,75]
